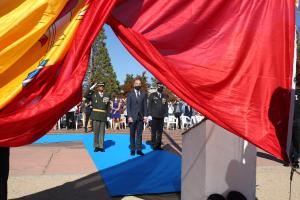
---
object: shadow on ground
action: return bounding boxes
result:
[11,172,180,200]
[12,144,181,200]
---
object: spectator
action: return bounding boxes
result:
[173,99,183,129]
[111,97,121,129]
[66,106,76,129]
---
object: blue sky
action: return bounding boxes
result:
[104,24,152,84]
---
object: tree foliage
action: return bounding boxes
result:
[120,71,149,97]
[87,30,120,96]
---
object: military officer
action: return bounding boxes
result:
[89,82,111,152]
[148,82,168,150]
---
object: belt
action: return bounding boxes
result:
[93,108,106,113]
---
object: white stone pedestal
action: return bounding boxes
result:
[182,119,256,200]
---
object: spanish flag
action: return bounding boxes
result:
[0,0,117,145]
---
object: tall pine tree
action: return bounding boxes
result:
[87,29,120,96]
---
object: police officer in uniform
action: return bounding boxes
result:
[89,82,111,152]
[148,82,168,150]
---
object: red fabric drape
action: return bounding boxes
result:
[107,0,295,161]
[0,0,295,162]
[0,0,117,146]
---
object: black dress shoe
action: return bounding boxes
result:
[99,148,105,152]
[130,151,135,156]
[94,147,100,152]
[156,146,163,150]
[137,151,144,156]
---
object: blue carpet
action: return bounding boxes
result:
[34,134,181,196]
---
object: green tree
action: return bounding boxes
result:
[139,71,149,93]
[121,71,149,97]
[151,77,159,87]
[89,30,120,96]
[120,74,135,97]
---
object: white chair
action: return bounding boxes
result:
[55,117,62,130]
[163,117,168,129]
[82,112,86,128]
[191,116,197,125]
[195,115,204,123]
[144,120,149,130]
[75,113,83,130]
[167,116,178,130]
[181,116,191,129]
[107,117,113,129]
[119,114,126,130]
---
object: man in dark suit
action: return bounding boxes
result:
[148,82,168,150]
[87,82,111,152]
[127,78,148,156]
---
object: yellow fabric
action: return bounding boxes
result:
[93,109,106,113]
[0,0,87,109]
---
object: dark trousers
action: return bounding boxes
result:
[84,111,92,130]
[0,148,9,200]
[151,118,164,148]
[66,112,75,129]
[129,120,144,151]
[174,113,181,129]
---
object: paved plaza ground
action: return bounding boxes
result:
[8,128,300,200]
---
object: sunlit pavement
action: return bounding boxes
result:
[8,128,300,200]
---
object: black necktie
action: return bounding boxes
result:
[137,91,140,98]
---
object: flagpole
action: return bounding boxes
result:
[286,22,298,164]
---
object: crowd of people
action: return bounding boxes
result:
[59,86,202,132]
[56,78,203,155]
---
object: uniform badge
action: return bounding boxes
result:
[103,97,109,103]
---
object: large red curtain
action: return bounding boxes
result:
[0,0,295,161]
[107,0,295,161]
